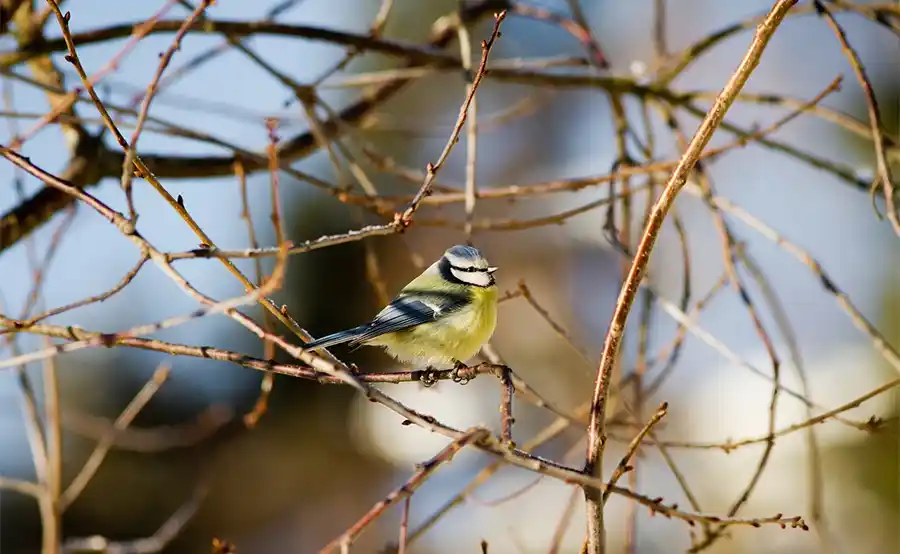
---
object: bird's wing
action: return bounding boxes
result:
[347,291,470,346]
[303,324,370,350]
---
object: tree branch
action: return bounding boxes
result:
[582,2,800,552]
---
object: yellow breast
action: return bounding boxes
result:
[466,284,498,347]
[369,285,498,368]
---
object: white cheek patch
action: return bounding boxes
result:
[451,268,491,286]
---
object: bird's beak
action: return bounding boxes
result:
[487,266,498,274]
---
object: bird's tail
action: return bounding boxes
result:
[303,325,368,351]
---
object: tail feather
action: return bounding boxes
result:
[304,326,367,351]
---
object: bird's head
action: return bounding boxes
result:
[441,244,498,287]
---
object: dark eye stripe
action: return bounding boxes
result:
[450,264,485,273]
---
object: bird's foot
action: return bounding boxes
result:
[419,367,439,388]
[450,360,475,385]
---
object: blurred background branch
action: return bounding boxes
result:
[0,1,898,553]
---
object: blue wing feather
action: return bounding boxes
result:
[347,291,470,345]
[304,291,470,351]
[302,325,370,350]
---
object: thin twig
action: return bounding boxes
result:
[458,12,479,241]
[583,3,799,552]
[62,470,212,554]
[395,10,506,229]
[9,0,179,148]
[44,0,365,348]
[61,404,233,453]
[602,402,668,504]
[60,365,171,510]
[495,365,515,443]
[13,253,149,328]
[318,428,490,554]
[243,119,286,427]
[41,335,62,554]
[688,185,900,379]
[813,1,897,232]
[119,0,214,219]
[398,496,410,554]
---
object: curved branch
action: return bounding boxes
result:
[583,1,799,551]
[0,19,460,69]
[0,0,509,253]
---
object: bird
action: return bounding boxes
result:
[303,244,499,379]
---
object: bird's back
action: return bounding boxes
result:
[367,271,498,366]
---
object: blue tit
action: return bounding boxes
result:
[303,244,499,370]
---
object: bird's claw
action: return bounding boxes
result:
[450,361,473,385]
[419,368,439,388]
